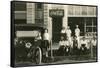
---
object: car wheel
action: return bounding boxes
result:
[35,47,42,64]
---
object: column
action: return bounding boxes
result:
[44,4,48,27]
[63,5,68,29]
[47,4,53,57]
[47,4,52,40]
[26,3,35,24]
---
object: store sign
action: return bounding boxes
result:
[49,9,64,17]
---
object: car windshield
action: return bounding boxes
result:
[16,30,39,37]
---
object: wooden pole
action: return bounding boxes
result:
[90,39,93,58]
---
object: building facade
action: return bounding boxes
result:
[14,2,97,43]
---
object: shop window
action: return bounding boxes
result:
[93,27,97,32]
[68,17,97,36]
[68,17,84,36]
[93,18,97,26]
[86,27,92,32]
[85,17,97,36]
[86,18,92,26]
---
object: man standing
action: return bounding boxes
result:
[75,25,80,49]
[66,26,72,48]
[75,25,80,37]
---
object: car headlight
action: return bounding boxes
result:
[25,42,32,48]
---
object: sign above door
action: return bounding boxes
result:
[49,9,64,17]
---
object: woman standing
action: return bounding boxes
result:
[43,29,50,57]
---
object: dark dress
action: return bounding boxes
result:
[80,44,87,55]
[61,33,67,40]
[73,39,78,55]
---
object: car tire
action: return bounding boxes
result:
[35,47,42,64]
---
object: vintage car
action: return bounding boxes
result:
[14,24,52,64]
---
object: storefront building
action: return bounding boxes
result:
[14,2,97,43]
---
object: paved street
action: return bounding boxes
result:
[15,55,97,67]
[15,43,97,67]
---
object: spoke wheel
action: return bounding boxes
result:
[35,47,42,64]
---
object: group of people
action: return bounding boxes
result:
[15,24,97,60]
[58,25,97,56]
[60,25,80,47]
[35,25,97,56]
[58,25,80,55]
[33,29,50,58]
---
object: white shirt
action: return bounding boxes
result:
[36,36,42,40]
[81,40,87,44]
[66,29,72,37]
[91,40,97,46]
[61,29,66,33]
[75,28,80,36]
[81,39,88,48]
[43,33,49,40]
[64,40,70,46]
[59,40,65,46]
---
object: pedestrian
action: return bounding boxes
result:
[43,28,50,57]
[75,25,80,37]
[75,25,80,49]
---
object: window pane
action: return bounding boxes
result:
[86,18,92,26]
[93,27,97,32]
[93,18,97,26]
[86,27,92,32]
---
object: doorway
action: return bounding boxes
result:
[52,17,62,43]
